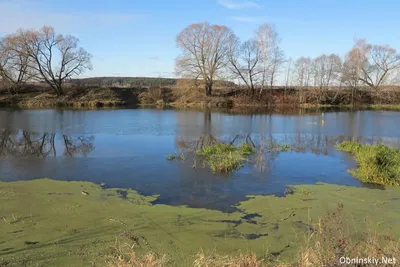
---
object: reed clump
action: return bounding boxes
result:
[196,142,253,173]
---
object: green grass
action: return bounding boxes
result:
[364,104,400,111]
[196,142,253,173]
[337,141,400,186]
[276,143,292,152]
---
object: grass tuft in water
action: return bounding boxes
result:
[165,150,185,161]
[196,142,253,173]
[276,143,292,152]
[337,141,400,186]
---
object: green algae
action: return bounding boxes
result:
[1,179,400,266]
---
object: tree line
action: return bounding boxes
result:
[0,26,92,96]
[72,77,177,87]
[175,22,400,97]
[2,23,400,101]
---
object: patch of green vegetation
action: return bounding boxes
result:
[364,104,400,111]
[1,179,400,266]
[165,151,185,161]
[196,142,253,173]
[337,141,400,186]
[276,143,292,152]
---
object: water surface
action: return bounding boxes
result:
[0,108,399,211]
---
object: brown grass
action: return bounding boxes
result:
[108,204,400,267]
[2,84,400,108]
[108,252,167,267]
[193,250,266,267]
[297,204,400,267]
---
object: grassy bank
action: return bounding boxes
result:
[2,85,400,109]
[1,179,400,266]
[363,104,400,111]
[0,87,141,109]
[337,141,400,186]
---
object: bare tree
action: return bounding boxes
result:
[342,48,362,103]
[313,54,342,89]
[256,23,285,92]
[344,39,400,90]
[294,57,312,87]
[268,43,285,89]
[17,26,92,96]
[256,23,274,90]
[175,22,236,96]
[284,57,294,88]
[227,38,262,94]
[363,44,400,88]
[0,35,34,95]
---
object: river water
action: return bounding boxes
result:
[0,108,399,211]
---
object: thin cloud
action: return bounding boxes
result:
[229,16,265,23]
[229,15,301,24]
[217,0,261,9]
[148,56,160,60]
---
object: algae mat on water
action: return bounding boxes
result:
[1,179,400,266]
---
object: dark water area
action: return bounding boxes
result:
[0,108,399,211]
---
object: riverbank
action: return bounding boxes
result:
[1,179,400,266]
[2,86,400,110]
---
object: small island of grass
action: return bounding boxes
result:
[196,142,254,173]
[337,141,400,186]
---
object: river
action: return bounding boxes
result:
[0,108,399,211]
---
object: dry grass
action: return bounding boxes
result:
[108,250,267,267]
[297,204,400,267]
[108,252,167,267]
[108,204,400,267]
[193,250,266,267]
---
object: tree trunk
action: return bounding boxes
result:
[7,87,16,96]
[205,83,212,96]
[54,83,65,97]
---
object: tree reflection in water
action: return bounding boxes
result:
[174,133,392,173]
[0,130,94,158]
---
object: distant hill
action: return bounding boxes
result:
[71,77,177,87]
[71,77,236,88]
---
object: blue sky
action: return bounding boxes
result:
[0,0,399,80]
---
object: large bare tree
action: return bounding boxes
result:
[227,38,263,94]
[0,35,34,95]
[175,22,236,96]
[343,39,400,90]
[17,26,92,96]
